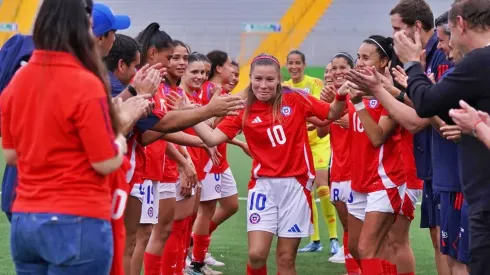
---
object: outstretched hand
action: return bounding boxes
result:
[345,66,383,95]
[207,84,245,116]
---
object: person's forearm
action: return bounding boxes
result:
[162,132,205,148]
[193,122,228,147]
[151,105,215,133]
[429,116,445,137]
[385,85,414,108]
[227,138,244,147]
[317,125,330,138]
[114,87,133,101]
[328,99,346,121]
[178,145,191,159]
[166,143,189,166]
[373,86,429,134]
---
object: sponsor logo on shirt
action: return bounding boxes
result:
[281,106,292,116]
[369,99,379,108]
[249,213,261,224]
[252,116,263,124]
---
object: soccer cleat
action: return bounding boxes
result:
[297,241,323,252]
[201,265,223,275]
[204,253,225,267]
[328,246,345,263]
[330,238,340,255]
[186,254,192,267]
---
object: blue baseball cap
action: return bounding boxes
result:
[92,3,130,37]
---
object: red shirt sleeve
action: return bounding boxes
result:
[304,94,331,120]
[0,90,14,149]
[217,113,243,140]
[75,97,118,163]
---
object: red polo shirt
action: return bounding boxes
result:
[0,50,118,221]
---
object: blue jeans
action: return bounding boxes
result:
[10,212,113,275]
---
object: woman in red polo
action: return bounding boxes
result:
[0,0,125,274]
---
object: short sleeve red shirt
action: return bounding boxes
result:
[398,128,423,190]
[0,50,118,220]
[348,98,406,193]
[329,102,352,182]
[218,90,331,189]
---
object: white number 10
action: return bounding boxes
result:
[266,125,286,147]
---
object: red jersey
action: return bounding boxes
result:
[126,131,144,185]
[109,157,131,275]
[143,83,168,181]
[348,98,405,193]
[183,90,207,181]
[200,81,229,173]
[1,50,117,220]
[329,119,351,182]
[218,90,331,189]
[398,128,423,190]
[162,146,179,183]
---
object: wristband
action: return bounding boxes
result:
[128,85,137,96]
[354,101,366,111]
[335,93,347,101]
[473,120,483,138]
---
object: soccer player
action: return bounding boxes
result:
[189,50,240,274]
[318,53,362,274]
[91,3,130,57]
[283,50,339,254]
[188,53,347,275]
[1,0,126,273]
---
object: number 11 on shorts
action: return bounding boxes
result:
[249,192,267,211]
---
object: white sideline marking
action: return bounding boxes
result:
[238,196,422,205]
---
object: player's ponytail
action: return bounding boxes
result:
[135,22,173,67]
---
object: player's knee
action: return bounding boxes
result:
[124,235,137,256]
[248,249,268,265]
[348,241,359,259]
[276,251,295,269]
[357,241,376,259]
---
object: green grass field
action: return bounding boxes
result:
[0,140,437,274]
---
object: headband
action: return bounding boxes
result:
[367,38,388,57]
[334,52,354,63]
[252,56,280,66]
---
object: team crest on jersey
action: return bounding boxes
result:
[215,184,221,193]
[369,99,379,108]
[281,106,292,116]
[249,213,261,224]
[148,207,154,218]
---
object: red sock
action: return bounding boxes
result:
[360,258,385,275]
[209,220,218,235]
[182,216,193,269]
[246,264,267,275]
[161,219,186,275]
[192,234,210,263]
[343,232,361,274]
[144,252,161,275]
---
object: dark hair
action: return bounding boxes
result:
[331,52,355,68]
[33,0,119,132]
[287,50,306,64]
[363,35,394,59]
[231,60,239,67]
[135,22,173,66]
[435,11,451,35]
[173,40,191,54]
[206,50,229,80]
[188,52,203,64]
[390,0,435,31]
[192,52,210,64]
[104,34,140,72]
[449,0,490,31]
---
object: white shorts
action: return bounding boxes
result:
[400,188,422,221]
[175,179,196,202]
[130,180,160,224]
[330,180,353,203]
[158,182,176,200]
[200,168,238,201]
[347,184,406,222]
[247,177,313,238]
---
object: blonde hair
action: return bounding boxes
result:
[245,54,283,125]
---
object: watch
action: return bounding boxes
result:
[395,90,406,103]
[128,84,137,96]
[403,61,421,72]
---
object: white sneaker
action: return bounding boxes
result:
[328,246,345,263]
[204,253,225,267]
[186,254,192,267]
[202,265,223,275]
